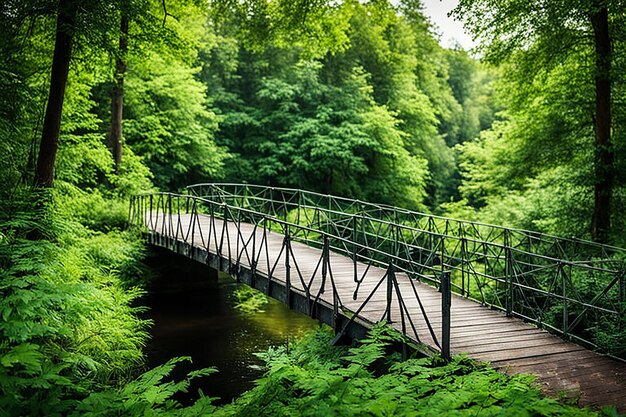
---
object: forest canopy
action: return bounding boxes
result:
[1,0,499,213]
[5,0,624,243]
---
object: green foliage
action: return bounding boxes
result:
[453,84,599,237]
[72,357,218,417]
[441,48,501,147]
[450,0,626,242]
[124,49,226,190]
[210,325,606,417]
[204,0,493,209]
[54,183,128,231]
[232,284,270,314]
[1,0,495,214]
[0,11,54,196]
[0,190,150,415]
[209,0,352,58]
[52,60,154,198]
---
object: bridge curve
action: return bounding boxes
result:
[129,183,626,411]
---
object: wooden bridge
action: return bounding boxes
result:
[129,183,626,411]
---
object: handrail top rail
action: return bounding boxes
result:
[184,182,626,255]
[132,190,626,269]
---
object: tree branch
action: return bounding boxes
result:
[161,0,174,27]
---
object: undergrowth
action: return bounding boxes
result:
[0,190,151,415]
[231,284,270,314]
[212,325,616,417]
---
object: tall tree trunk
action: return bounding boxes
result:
[590,5,612,243]
[33,0,76,188]
[108,15,128,171]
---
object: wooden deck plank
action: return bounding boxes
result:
[452,332,558,348]
[457,338,569,355]
[493,351,616,369]
[470,345,587,363]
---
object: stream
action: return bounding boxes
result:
[143,249,319,404]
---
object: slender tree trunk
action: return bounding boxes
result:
[34,0,76,188]
[108,15,128,171]
[590,5,612,243]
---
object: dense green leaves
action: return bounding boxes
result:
[208,325,608,417]
[0,192,149,416]
[1,0,494,210]
[451,0,626,242]
[73,357,218,417]
[124,51,225,189]
[203,0,494,208]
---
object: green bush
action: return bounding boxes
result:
[212,325,611,417]
[0,191,150,415]
[232,284,270,314]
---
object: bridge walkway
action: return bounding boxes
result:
[148,213,626,411]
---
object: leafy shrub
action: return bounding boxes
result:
[54,182,128,231]
[212,325,612,417]
[232,284,270,314]
[72,357,218,417]
[0,191,150,415]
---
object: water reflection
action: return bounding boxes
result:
[144,252,319,404]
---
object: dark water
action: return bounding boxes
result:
[144,249,319,404]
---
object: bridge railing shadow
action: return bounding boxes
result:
[129,184,626,360]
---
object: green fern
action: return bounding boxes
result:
[214,325,616,417]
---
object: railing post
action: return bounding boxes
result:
[618,271,626,332]
[219,203,228,271]
[321,235,329,294]
[297,191,301,225]
[352,215,358,283]
[284,190,289,221]
[208,202,215,253]
[128,196,134,228]
[504,230,513,316]
[326,234,340,334]
[561,263,568,337]
[441,271,451,361]
[440,232,445,285]
[386,263,395,323]
[428,217,434,253]
[160,195,166,237]
[250,214,258,289]
[175,196,182,242]
[168,195,174,248]
[263,219,269,295]
[234,208,241,277]
[134,196,138,226]
[506,245,514,316]
[149,194,153,229]
[285,226,291,308]
[333,283,340,333]
[460,237,467,297]
[393,211,399,258]
[187,199,194,248]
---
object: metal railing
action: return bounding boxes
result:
[129,183,626,359]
